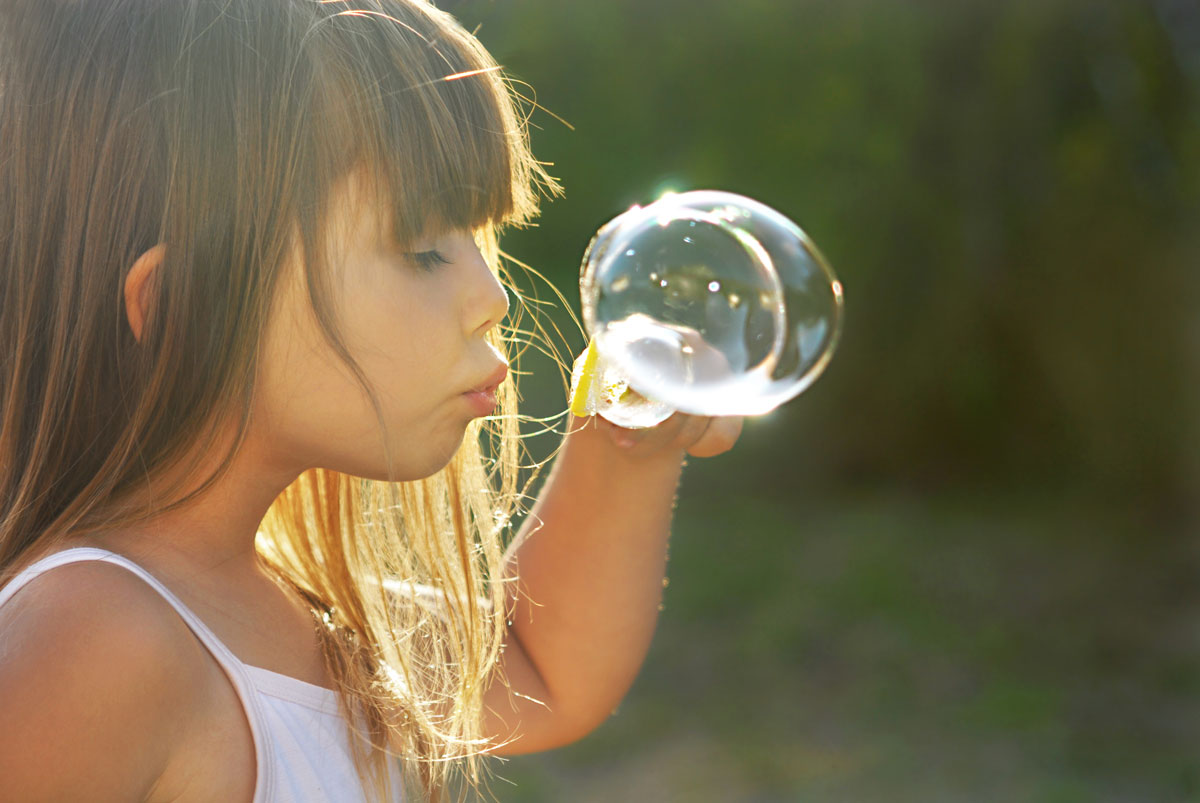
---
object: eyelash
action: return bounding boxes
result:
[407,249,451,272]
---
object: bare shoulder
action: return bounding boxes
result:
[0,559,209,802]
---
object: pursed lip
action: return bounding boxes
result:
[467,363,508,395]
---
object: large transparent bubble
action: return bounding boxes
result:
[580,190,843,421]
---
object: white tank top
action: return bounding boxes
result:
[0,547,404,802]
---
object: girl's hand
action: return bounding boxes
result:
[592,412,744,459]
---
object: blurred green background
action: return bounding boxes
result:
[448,0,1200,800]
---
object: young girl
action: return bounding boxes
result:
[0,0,741,800]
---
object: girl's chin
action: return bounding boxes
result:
[350,440,464,484]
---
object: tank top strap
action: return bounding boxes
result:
[0,546,274,802]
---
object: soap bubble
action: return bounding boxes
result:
[579,190,843,420]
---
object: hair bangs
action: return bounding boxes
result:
[2,1,563,798]
[315,1,537,246]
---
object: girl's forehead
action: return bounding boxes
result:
[300,9,534,244]
[326,167,458,247]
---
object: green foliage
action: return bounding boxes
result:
[457,0,1199,508]
[489,491,1199,801]
[444,0,1200,799]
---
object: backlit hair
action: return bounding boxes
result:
[0,0,560,798]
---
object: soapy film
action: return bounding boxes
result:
[577,190,844,427]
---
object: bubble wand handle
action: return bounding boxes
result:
[568,338,675,429]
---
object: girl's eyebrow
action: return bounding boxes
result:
[409,218,455,243]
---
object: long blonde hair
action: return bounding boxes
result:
[0,0,559,798]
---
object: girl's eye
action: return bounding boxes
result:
[406,249,452,272]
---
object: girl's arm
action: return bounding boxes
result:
[482,411,742,754]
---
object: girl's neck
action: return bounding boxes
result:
[76,421,300,587]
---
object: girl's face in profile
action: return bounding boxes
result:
[252,169,510,482]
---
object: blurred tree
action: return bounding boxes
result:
[452,0,1198,517]
[438,2,1200,799]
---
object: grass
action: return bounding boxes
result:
[488,476,1200,802]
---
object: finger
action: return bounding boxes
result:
[615,411,687,453]
[686,416,743,458]
[674,414,712,451]
[608,411,696,455]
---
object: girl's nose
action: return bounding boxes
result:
[466,244,510,338]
